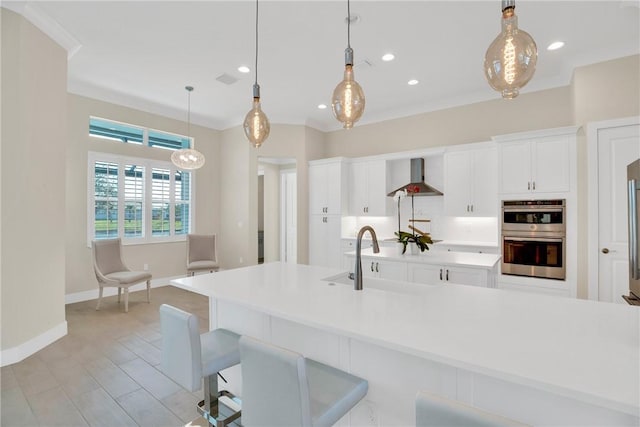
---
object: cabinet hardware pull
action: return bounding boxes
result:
[439,268,443,280]
[533,181,536,190]
[371,262,374,272]
[471,205,474,212]
[446,269,449,281]
[466,205,469,212]
[528,182,531,190]
[376,262,379,273]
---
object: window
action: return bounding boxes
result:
[89,117,191,150]
[88,152,194,245]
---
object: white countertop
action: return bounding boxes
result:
[171,262,639,417]
[345,247,501,269]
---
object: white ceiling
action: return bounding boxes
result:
[5,1,640,132]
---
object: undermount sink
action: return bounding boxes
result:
[321,272,434,296]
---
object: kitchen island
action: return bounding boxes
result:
[171,262,639,426]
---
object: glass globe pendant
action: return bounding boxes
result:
[483,0,538,99]
[243,0,270,148]
[171,86,205,170]
[243,83,270,148]
[332,48,365,129]
[331,0,365,129]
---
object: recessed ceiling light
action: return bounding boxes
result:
[238,66,251,73]
[547,41,565,51]
[408,79,419,86]
[382,53,395,62]
[317,104,327,110]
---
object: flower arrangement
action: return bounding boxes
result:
[393,184,433,254]
[392,189,407,237]
[394,230,433,254]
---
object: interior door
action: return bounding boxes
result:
[597,124,640,303]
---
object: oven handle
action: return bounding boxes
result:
[503,206,564,213]
[503,236,564,243]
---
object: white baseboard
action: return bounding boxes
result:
[0,321,68,367]
[65,275,185,304]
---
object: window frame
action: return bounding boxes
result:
[87,151,196,247]
[89,116,193,151]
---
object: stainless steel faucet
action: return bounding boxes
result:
[355,226,380,290]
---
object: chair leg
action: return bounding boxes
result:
[96,286,103,310]
[124,287,129,313]
[146,280,151,303]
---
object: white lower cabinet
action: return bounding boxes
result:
[362,259,407,280]
[407,263,491,287]
[309,215,342,269]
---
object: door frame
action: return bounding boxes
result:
[587,116,640,300]
[279,168,297,263]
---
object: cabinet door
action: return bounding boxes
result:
[376,259,407,281]
[325,161,344,215]
[445,266,488,287]
[365,160,390,216]
[309,215,342,269]
[309,165,327,215]
[407,264,445,285]
[471,147,498,216]
[308,215,327,267]
[499,141,531,194]
[444,151,472,216]
[349,162,368,215]
[532,136,570,193]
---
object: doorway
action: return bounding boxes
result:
[588,117,640,303]
[258,157,297,264]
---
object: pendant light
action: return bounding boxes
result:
[483,0,538,99]
[243,0,270,148]
[331,0,365,129]
[171,86,205,170]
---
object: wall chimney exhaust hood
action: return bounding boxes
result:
[387,158,443,197]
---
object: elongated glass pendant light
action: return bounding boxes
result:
[483,0,537,99]
[243,0,270,148]
[331,0,365,129]
[171,86,205,170]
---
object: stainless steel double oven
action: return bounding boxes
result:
[501,200,566,280]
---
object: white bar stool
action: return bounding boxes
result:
[159,304,241,426]
[416,391,530,427]
[239,335,368,427]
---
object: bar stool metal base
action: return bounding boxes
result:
[198,374,242,427]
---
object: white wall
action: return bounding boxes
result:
[1,9,67,351]
[65,94,222,295]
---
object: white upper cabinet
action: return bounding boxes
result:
[349,159,392,216]
[496,128,577,196]
[444,144,498,216]
[309,158,348,215]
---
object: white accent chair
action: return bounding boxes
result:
[416,391,530,427]
[92,238,152,312]
[187,234,219,276]
[239,335,368,427]
[159,304,241,427]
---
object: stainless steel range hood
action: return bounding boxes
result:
[387,158,443,197]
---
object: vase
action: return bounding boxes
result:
[409,243,419,255]
[396,242,405,255]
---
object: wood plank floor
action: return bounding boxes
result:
[1,286,238,427]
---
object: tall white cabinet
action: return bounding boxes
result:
[348,159,392,216]
[308,158,348,268]
[444,142,498,216]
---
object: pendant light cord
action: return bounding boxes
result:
[254,0,259,86]
[347,0,351,49]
